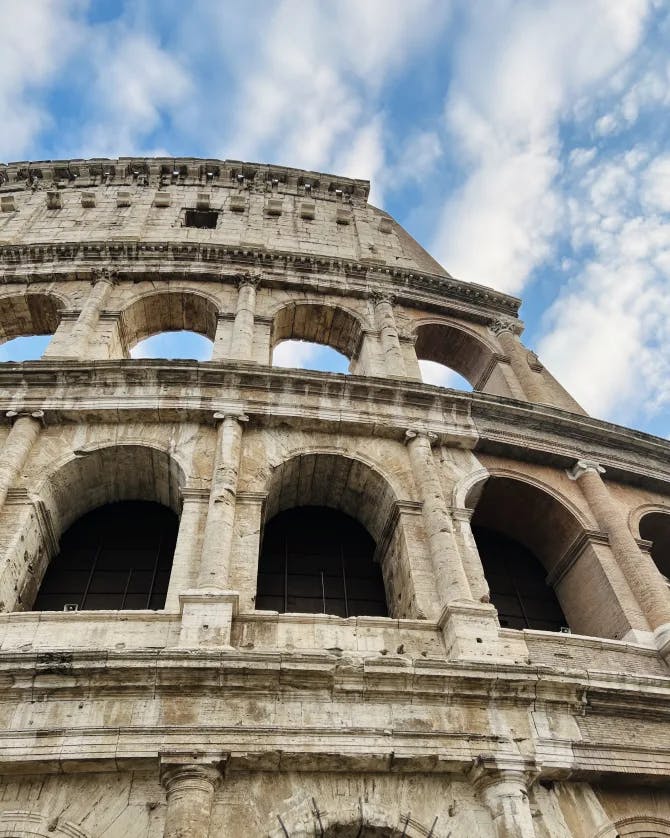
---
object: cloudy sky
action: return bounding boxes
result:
[2,0,670,437]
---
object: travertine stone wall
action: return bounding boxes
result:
[0,159,670,836]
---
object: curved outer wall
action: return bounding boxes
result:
[0,158,668,836]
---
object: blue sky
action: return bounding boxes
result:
[2,0,670,436]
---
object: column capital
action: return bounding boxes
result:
[160,752,228,785]
[469,753,540,792]
[90,266,118,285]
[567,459,606,480]
[212,411,249,425]
[489,317,520,337]
[234,271,262,289]
[6,410,44,425]
[370,290,396,306]
[404,428,438,446]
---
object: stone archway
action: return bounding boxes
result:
[119,289,219,354]
[270,301,365,369]
[413,320,501,393]
[4,443,186,612]
[259,451,422,619]
[0,291,65,345]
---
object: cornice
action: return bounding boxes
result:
[0,239,521,319]
[0,156,371,201]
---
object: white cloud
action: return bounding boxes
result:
[432,0,652,293]
[538,148,670,422]
[0,1,84,159]
[75,31,193,158]
[273,340,323,370]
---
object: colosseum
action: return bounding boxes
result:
[0,157,668,837]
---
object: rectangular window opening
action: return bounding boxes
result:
[184,208,219,229]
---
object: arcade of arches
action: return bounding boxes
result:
[20,443,666,645]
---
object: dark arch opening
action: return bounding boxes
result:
[473,526,568,631]
[639,512,670,581]
[256,506,388,617]
[469,475,579,633]
[32,501,178,612]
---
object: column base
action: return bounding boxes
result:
[439,601,529,664]
[177,588,239,649]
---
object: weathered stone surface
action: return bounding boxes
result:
[0,157,668,836]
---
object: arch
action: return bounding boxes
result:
[0,291,65,344]
[119,289,219,351]
[267,799,444,838]
[610,816,670,836]
[629,502,670,539]
[0,811,89,838]
[14,443,186,612]
[270,301,365,363]
[468,471,593,634]
[258,451,418,619]
[264,451,401,545]
[413,319,498,390]
[257,506,387,617]
[637,507,670,581]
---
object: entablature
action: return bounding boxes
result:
[0,240,521,322]
[0,361,669,492]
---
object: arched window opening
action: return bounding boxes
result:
[32,501,178,612]
[473,526,567,631]
[131,330,213,360]
[0,334,52,361]
[469,475,584,634]
[256,506,387,617]
[273,339,349,373]
[120,291,218,356]
[639,512,670,583]
[414,323,494,391]
[256,453,415,618]
[270,303,362,370]
[0,292,63,359]
[418,359,472,391]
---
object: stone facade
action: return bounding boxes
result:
[0,157,668,836]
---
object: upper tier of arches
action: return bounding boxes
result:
[0,279,576,410]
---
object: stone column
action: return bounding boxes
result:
[490,320,546,405]
[211,314,234,362]
[66,268,116,358]
[569,459,670,633]
[405,430,472,607]
[469,755,538,838]
[230,273,260,361]
[198,412,248,589]
[164,489,209,611]
[160,756,225,838]
[373,292,406,377]
[0,411,43,510]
